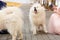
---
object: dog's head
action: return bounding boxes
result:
[33,3,41,14]
[30,2,45,14]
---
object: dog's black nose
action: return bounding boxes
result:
[34,7,37,11]
[34,7,37,13]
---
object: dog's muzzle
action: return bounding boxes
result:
[34,7,37,14]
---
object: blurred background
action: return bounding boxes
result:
[1,0,59,11]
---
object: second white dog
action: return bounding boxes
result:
[29,3,47,35]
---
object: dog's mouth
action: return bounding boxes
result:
[34,7,37,14]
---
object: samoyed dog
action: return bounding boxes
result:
[29,3,47,34]
[0,7,23,40]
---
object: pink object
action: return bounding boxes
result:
[48,12,60,34]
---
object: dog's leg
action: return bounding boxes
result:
[30,23,37,34]
[12,35,17,40]
[11,31,17,40]
[32,25,37,35]
[43,24,48,33]
[18,31,23,40]
[30,20,37,35]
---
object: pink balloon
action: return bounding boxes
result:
[48,13,60,34]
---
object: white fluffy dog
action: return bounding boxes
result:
[0,7,23,40]
[29,3,47,34]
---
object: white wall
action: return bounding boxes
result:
[2,0,32,3]
[56,0,60,5]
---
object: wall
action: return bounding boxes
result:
[2,0,32,3]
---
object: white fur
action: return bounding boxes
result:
[29,3,47,35]
[0,7,23,40]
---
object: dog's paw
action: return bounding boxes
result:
[18,35,23,40]
[44,30,48,33]
[33,31,37,35]
[18,38,23,40]
[33,33,37,35]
